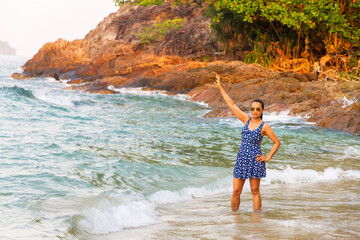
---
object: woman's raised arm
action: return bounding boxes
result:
[215,74,250,124]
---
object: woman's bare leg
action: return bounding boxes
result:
[231,178,246,211]
[249,178,262,211]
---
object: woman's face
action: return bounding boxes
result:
[250,102,264,119]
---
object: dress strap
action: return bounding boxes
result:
[259,121,265,131]
[245,118,251,127]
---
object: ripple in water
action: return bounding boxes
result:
[0,56,359,240]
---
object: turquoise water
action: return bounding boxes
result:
[1,55,359,240]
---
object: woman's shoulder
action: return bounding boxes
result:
[260,122,267,136]
[262,122,272,131]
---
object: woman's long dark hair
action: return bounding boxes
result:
[251,99,265,120]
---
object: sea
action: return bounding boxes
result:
[1,55,359,240]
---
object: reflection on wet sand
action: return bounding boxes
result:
[251,210,262,223]
[232,210,264,240]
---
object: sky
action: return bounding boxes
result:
[0,0,119,57]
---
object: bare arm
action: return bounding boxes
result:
[215,74,250,124]
[256,123,281,162]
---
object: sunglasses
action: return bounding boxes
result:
[250,107,261,112]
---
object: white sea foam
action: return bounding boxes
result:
[44,77,70,86]
[340,96,357,108]
[108,85,167,96]
[335,146,360,160]
[264,166,360,185]
[78,198,158,235]
[32,89,83,107]
[44,77,59,83]
[108,85,209,107]
[75,178,234,235]
[264,110,310,122]
[218,110,312,128]
[218,118,244,128]
[151,166,360,205]
[172,93,209,107]
[77,165,360,235]
[149,177,232,205]
[276,219,323,229]
[331,96,357,108]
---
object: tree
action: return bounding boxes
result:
[206,0,360,64]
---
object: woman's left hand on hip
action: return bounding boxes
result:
[256,154,269,162]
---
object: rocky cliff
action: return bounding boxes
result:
[0,40,16,55]
[12,2,360,135]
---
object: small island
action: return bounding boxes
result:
[0,40,16,55]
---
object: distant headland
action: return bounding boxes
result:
[0,40,16,55]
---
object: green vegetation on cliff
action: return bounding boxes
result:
[114,0,201,6]
[114,0,360,79]
[114,0,156,6]
[206,0,360,72]
[133,19,183,45]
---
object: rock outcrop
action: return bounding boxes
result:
[12,3,217,81]
[12,2,360,135]
[0,40,16,55]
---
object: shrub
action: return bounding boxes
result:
[206,0,360,61]
[134,19,184,45]
[114,0,164,6]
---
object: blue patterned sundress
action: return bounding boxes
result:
[233,118,266,179]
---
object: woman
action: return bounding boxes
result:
[215,74,281,211]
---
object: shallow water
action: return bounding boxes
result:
[1,55,359,240]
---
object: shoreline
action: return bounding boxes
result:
[10,3,360,135]
[76,82,358,136]
[12,62,360,135]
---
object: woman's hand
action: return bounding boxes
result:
[215,74,222,88]
[213,73,250,124]
[256,154,270,162]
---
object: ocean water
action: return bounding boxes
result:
[1,55,359,240]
